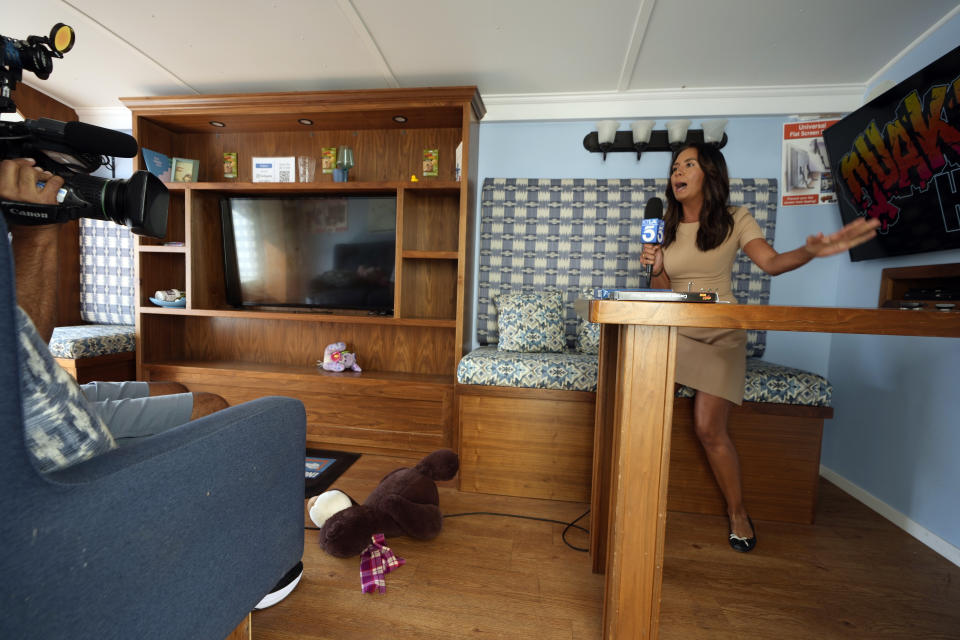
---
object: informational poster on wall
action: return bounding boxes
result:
[780,119,839,206]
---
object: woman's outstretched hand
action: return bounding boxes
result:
[804,216,881,258]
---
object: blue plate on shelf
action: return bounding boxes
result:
[149,296,186,308]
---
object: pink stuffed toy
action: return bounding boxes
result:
[321,341,361,372]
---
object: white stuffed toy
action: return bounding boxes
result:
[308,489,354,528]
[320,341,361,372]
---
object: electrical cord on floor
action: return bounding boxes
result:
[305,509,592,552]
[444,509,591,552]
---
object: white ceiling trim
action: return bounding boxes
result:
[617,0,657,92]
[482,84,867,122]
[79,82,869,130]
[336,0,399,88]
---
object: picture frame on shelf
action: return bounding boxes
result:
[320,147,337,174]
[422,149,439,177]
[171,157,200,182]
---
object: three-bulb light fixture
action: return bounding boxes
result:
[585,119,729,160]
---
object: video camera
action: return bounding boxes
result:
[1,24,168,238]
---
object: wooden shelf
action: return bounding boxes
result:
[878,262,960,309]
[403,250,459,260]
[139,245,187,253]
[164,180,461,193]
[137,305,456,326]
[141,360,453,387]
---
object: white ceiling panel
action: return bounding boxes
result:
[2,0,958,123]
[352,0,641,93]
[64,0,393,93]
[1,1,187,108]
[631,0,958,89]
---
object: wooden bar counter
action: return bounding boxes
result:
[587,300,960,640]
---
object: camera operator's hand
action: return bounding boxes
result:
[0,158,64,205]
[3,158,64,342]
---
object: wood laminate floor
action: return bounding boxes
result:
[251,454,959,639]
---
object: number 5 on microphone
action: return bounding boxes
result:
[641,218,664,244]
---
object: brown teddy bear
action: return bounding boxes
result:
[307,449,459,557]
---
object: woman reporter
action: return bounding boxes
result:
[642,142,879,552]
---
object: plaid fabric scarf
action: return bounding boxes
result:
[360,533,405,593]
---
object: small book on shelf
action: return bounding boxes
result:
[142,148,172,182]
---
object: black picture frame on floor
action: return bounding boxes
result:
[304,449,361,498]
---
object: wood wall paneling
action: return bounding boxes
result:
[400,260,458,321]
[176,316,455,374]
[168,129,461,184]
[10,84,83,326]
[142,361,453,454]
[139,253,186,307]
[403,191,459,251]
[189,191,226,309]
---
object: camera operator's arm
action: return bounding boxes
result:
[2,158,65,342]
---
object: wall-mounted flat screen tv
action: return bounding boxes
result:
[823,43,960,261]
[221,195,396,313]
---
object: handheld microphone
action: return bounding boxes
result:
[640,197,664,287]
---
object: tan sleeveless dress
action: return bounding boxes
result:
[661,206,765,405]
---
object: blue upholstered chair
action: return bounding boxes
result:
[0,217,307,639]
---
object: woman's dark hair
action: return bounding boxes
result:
[662,142,733,251]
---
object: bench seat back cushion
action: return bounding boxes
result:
[48,325,135,359]
[476,178,778,358]
[457,348,832,406]
[80,219,135,325]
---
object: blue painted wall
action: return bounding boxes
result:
[821,14,960,551]
[474,13,960,553]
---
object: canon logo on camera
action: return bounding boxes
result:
[8,208,51,219]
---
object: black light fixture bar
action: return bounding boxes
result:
[582,129,728,157]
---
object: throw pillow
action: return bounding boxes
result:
[576,287,600,355]
[17,306,116,473]
[495,290,566,353]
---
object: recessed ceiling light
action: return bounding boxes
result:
[209,120,226,128]
[298,118,314,126]
[392,115,408,123]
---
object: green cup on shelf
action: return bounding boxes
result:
[335,146,354,182]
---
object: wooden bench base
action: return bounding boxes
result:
[54,351,136,384]
[456,384,832,524]
[458,385,596,502]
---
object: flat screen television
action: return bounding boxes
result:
[822,42,960,261]
[221,195,396,313]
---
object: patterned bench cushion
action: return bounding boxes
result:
[456,346,598,392]
[48,324,136,359]
[666,359,833,406]
[458,349,832,406]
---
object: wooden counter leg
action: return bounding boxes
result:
[597,324,677,640]
[591,323,621,573]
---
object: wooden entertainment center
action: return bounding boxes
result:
[121,87,484,455]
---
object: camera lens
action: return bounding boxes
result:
[21,42,53,79]
[58,171,169,238]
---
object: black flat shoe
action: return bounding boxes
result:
[728,516,757,553]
